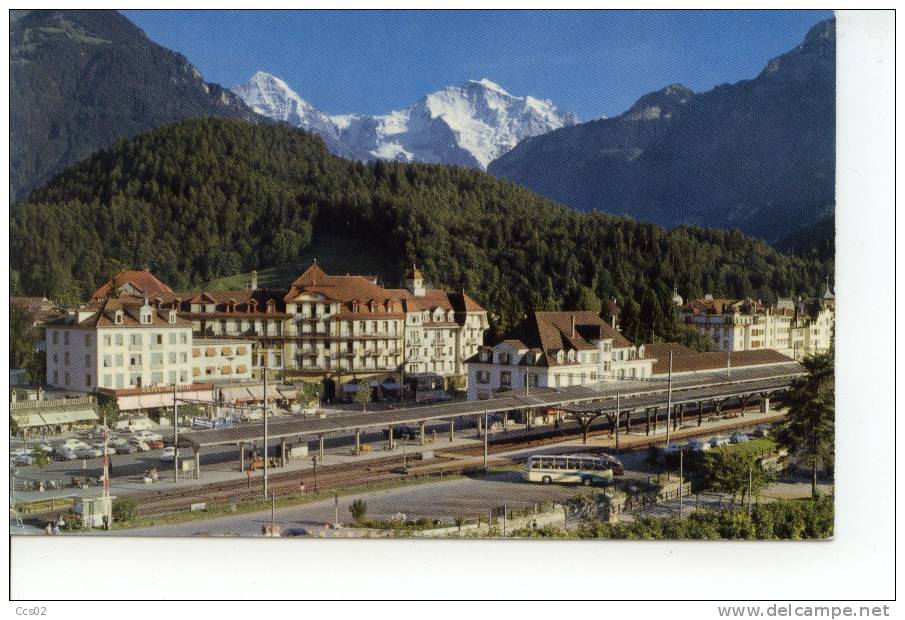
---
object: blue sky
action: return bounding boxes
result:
[123,9,833,120]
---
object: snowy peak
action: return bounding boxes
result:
[232,74,578,170]
[232,72,341,141]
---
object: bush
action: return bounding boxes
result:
[112,498,137,523]
[349,499,367,523]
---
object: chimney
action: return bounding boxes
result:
[571,315,576,338]
[250,270,258,291]
[611,315,616,329]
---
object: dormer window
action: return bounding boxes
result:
[353,303,360,313]
[114,310,124,325]
[567,350,576,362]
[556,351,564,364]
[168,310,177,324]
[266,300,275,313]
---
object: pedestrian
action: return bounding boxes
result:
[52,523,61,536]
[43,522,52,536]
[108,457,113,478]
[300,478,306,493]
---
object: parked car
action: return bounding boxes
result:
[752,425,771,438]
[28,442,53,454]
[59,439,91,451]
[146,440,165,450]
[159,447,181,462]
[132,430,164,442]
[133,441,151,452]
[115,444,137,455]
[597,454,624,476]
[281,527,309,538]
[75,446,102,459]
[12,454,34,466]
[709,435,731,448]
[10,447,33,458]
[54,447,79,461]
[688,439,710,452]
[731,432,750,444]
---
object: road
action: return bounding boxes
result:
[98,470,581,537]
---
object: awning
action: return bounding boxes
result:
[192,349,201,357]
[222,347,233,356]
[382,380,403,390]
[13,408,99,428]
[222,366,232,375]
[237,346,248,355]
[236,365,248,374]
[192,367,201,376]
[220,385,255,403]
[205,348,217,357]
[277,387,297,399]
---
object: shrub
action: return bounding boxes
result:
[112,497,137,523]
[349,499,367,523]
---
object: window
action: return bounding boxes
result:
[52,353,58,364]
[52,332,59,345]
[179,370,188,383]
[114,312,123,325]
[84,354,91,367]
[63,332,70,345]
[85,375,91,387]
[64,372,70,386]
[501,371,512,387]
[476,370,490,384]
[103,354,113,368]
[115,374,124,389]
[103,374,112,388]
[103,335,112,346]
[151,371,163,384]
[64,352,70,366]
[115,354,123,367]
[168,371,177,384]
[115,335,123,346]
[179,333,188,345]
[498,352,510,365]
[84,334,91,346]
[180,352,188,363]
[169,333,177,345]
[130,334,142,346]
[129,354,141,368]
[153,333,164,345]
[53,370,58,384]
[168,352,177,364]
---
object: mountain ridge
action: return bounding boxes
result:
[488,18,836,243]
[233,72,579,170]
[9,9,261,200]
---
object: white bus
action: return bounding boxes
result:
[523,454,614,486]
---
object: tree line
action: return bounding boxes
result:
[11,118,832,341]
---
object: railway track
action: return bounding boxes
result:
[125,404,783,518]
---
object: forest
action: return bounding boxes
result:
[10,118,832,342]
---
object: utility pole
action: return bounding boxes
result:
[334,493,339,528]
[678,449,684,519]
[665,350,673,446]
[483,411,489,471]
[173,385,179,483]
[263,365,268,499]
[270,490,275,535]
[312,455,318,493]
[614,393,620,454]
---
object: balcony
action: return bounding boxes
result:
[128,345,143,352]
[150,344,163,351]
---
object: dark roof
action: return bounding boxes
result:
[651,348,793,375]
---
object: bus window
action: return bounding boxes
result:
[530,459,540,469]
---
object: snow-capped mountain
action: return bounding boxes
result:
[232,72,578,169]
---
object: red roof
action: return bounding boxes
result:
[91,271,173,300]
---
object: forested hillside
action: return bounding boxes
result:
[11,118,831,339]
